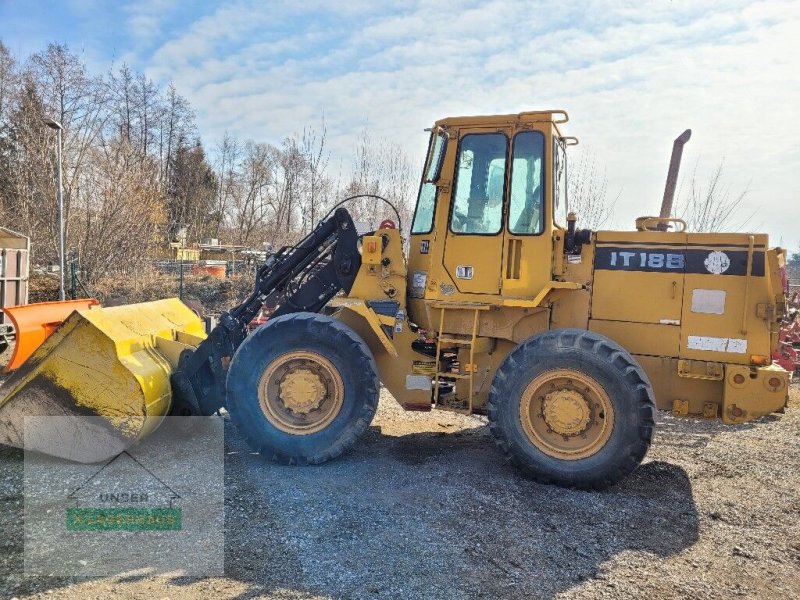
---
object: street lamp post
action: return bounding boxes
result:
[43,117,65,301]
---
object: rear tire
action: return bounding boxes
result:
[226,312,379,464]
[488,328,655,489]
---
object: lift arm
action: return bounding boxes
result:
[170,208,361,415]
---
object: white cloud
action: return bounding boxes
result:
[131,0,800,245]
[122,0,179,45]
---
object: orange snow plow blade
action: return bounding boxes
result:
[3,299,100,372]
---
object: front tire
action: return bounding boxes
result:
[488,329,655,489]
[226,312,379,465]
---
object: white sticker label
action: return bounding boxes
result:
[691,289,726,314]
[726,338,747,353]
[456,265,473,280]
[687,336,747,353]
[405,375,432,390]
[410,271,427,298]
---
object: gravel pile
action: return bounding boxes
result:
[1,380,798,599]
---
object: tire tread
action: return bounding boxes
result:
[487,328,656,490]
[226,312,379,466]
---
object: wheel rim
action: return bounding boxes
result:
[518,369,614,460]
[258,351,344,435]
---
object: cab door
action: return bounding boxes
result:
[442,130,509,295]
[501,130,552,297]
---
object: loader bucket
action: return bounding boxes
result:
[0,298,206,462]
[3,298,101,372]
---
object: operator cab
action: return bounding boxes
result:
[408,110,575,311]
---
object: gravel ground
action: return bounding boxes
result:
[0,334,798,599]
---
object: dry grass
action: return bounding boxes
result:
[27,268,255,315]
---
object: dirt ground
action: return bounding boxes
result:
[0,333,798,598]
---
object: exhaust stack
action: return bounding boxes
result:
[659,129,692,223]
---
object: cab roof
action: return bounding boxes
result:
[434,109,570,138]
[436,109,569,127]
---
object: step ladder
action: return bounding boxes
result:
[432,302,490,413]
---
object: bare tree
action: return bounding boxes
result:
[28,44,107,263]
[107,64,137,145]
[73,137,165,282]
[0,41,18,219]
[676,159,754,232]
[231,140,273,245]
[159,82,194,183]
[0,41,16,124]
[267,137,307,242]
[0,40,427,284]
[214,130,336,248]
[134,72,159,158]
[4,73,52,247]
[0,41,224,275]
[300,118,330,233]
[347,130,415,233]
[567,148,617,230]
[212,132,240,237]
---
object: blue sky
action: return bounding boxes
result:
[1,0,799,247]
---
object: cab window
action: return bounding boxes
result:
[508,131,545,235]
[553,137,568,227]
[411,132,447,234]
[449,133,507,235]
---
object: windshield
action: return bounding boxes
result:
[449,133,507,235]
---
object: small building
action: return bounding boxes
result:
[0,227,31,346]
[198,239,247,262]
[154,242,201,262]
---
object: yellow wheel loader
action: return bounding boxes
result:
[0,110,790,489]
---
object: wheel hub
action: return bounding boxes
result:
[519,369,614,460]
[542,389,591,436]
[258,351,344,435]
[279,369,326,414]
